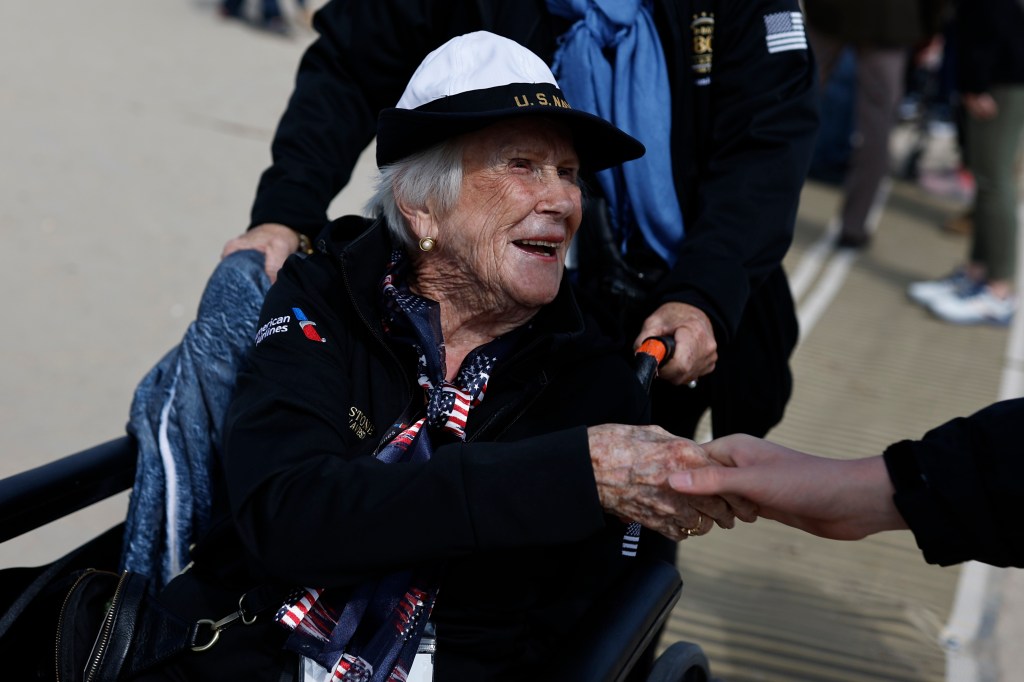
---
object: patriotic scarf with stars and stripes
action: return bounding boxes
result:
[276,251,510,682]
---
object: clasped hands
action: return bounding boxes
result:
[589,424,757,542]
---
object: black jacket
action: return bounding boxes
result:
[176,217,651,679]
[954,0,1024,93]
[249,0,819,437]
[884,398,1024,568]
[803,0,948,47]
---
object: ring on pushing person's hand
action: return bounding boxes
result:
[680,513,705,537]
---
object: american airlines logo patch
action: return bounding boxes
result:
[292,307,326,343]
[764,11,807,54]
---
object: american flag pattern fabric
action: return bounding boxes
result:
[622,521,642,557]
[277,587,329,637]
[277,251,505,681]
[383,249,499,441]
[277,414,437,681]
[763,11,807,54]
[419,350,494,438]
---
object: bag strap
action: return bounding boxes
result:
[0,524,124,641]
[0,560,76,640]
[96,574,287,680]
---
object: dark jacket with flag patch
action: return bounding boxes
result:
[248,0,819,440]
[165,217,651,680]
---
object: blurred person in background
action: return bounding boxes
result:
[219,0,310,36]
[908,0,1024,325]
[803,0,950,248]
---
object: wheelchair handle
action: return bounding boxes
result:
[635,335,676,394]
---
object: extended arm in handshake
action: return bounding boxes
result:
[671,435,909,541]
[596,399,1024,569]
[588,426,907,545]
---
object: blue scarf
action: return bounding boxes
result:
[547,0,685,266]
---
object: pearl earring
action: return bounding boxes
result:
[418,237,436,252]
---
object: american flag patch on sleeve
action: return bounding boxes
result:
[764,11,807,54]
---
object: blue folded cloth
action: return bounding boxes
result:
[121,250,271,587]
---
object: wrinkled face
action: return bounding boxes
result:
[432,118,583,313]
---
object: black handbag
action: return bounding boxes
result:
[0,526,125,681]
[52,567,284,682]
[0,524,279,682]
[54,568,191,682]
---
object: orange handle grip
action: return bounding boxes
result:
[637,336,674,367]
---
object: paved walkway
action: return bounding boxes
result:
[662,170,1023,681]
[1,2,1021,680]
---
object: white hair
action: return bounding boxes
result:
[364,138,465,249]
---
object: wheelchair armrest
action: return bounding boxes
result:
[0,436,136,543]
[557,557,683,682]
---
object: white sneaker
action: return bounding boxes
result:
[928,286,1016,325]
[907,269,979,307]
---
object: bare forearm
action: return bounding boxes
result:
[671,435,908,541]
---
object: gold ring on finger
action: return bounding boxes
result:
[680,513,705,537]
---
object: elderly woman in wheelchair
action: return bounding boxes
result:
[133,32,749,682]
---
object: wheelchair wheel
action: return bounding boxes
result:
[645,641,711,682]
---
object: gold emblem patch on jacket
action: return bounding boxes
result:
[349,407,375,439]
[691,13,714,86]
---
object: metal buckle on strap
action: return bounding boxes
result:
[190,594,260,652]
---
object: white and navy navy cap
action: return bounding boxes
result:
[375,31,645,171]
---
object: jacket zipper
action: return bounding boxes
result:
[338,254,416,445]
[467,370,549,443]
[466,330,554,442]
[339,254,413,409]
[55,569,94,682]
[82,571,129,682]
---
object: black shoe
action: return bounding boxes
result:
[836,232,870,249]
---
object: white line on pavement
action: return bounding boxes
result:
[789,218,839,302]
[792,179,890,340]
[797,248,858,343]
